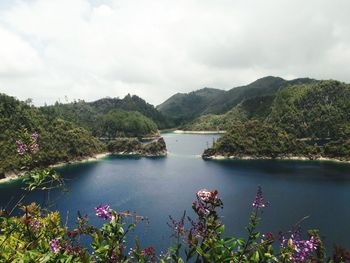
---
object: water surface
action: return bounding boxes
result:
[1,133,350,251]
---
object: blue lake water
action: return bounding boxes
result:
[1,133,350,252]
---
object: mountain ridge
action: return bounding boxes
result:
[157,76,315,125]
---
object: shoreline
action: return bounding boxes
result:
[173,130,226,134]
[0,171,26,184]
[0,152,111,184]
[203,154,350,164]
[0,150,169,185]
[50,152,111,168]
[109,151,168,157]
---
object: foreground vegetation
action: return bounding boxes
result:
[0,132,349,262]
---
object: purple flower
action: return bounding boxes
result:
[280,230,318,263]
[192,200,210,216]
[31,132,39,140]
[95,204,112,220]
[49,238,61,254]
[188,216,206,238]
[30,218,44,232]
[15,131,40,155]
[252,186,267,209]
[16,140,27,155]
[167,212,186,238]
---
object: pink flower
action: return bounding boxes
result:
[197,189,218,202]
[16,140,27,155]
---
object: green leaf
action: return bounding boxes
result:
[195,246,203,256]
[252,251,259,262]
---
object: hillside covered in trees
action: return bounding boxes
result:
[184,95,275,131]
[93,109,158,138]
[157,88,225,126]
[0,94,104,176]
[158,76,314,126]
[0,93,173,177]
[203,80,350,161]
[41,94,169,135]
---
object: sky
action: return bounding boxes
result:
[0,0,349,106]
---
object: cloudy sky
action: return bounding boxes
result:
[0,0,349,106]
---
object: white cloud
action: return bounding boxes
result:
[0,0,349,106]
[0,25,43,77]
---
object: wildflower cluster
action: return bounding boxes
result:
[15,139,27,155]
[280,228,319,262]
[192,189,222,216]
[15,131,39,156]
[95,204,112,220]
[49,238,61,254]
[167,212,186,238]
[164,187,337,263]
[29,218,45,232]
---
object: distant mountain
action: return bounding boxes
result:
[41,94,169,135]
[158,76,315,126]
[157,88,225,126]
[204,76,314,114]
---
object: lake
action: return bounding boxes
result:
[1,133,350,252]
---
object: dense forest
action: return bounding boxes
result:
[185,95,275,130]
[0,92,170,175]
[41,94,169,134]
[0,94,103,175]
[93,109,158,138]
[203,80,350,160]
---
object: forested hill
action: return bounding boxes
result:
[0,93,103,175]
[41,94,169,131]
[157,76,314,125]
[1,92,168,174]
[156,88,225,126]
[203,80,350,161]
[269,80,350,138]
